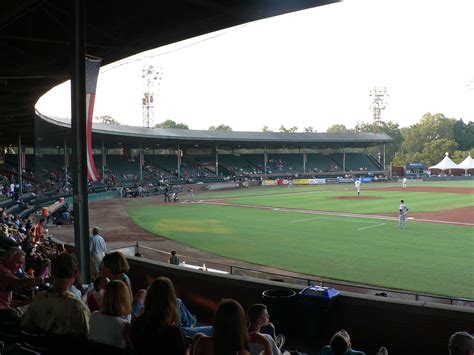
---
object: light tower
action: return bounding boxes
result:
[369,87,389,129]
[142,65,162,128]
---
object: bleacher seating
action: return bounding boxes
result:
[330,153,382,171]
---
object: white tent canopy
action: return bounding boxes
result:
[458,153,474,171]
[428,152,461,171]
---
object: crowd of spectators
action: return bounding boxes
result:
[0,225,472,355]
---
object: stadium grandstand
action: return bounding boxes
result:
[0,1,472,354]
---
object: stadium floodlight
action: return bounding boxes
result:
[369,87,389,129]
[142,65,163,128]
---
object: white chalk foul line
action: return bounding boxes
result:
[358,223,386,230]
[290,216,384,225]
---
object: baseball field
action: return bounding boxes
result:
[128,180,474,299]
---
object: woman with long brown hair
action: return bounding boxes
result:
[192,299,272,355]
[130,277,189,355]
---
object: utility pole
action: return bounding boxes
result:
[369,87,389,130]
[142,65,162,128]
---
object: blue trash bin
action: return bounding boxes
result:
[298,286,340,340]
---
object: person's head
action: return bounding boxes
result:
[51,253,79,280]
[213,299,249,354]
[39,218,45,225]
[102,252,129,275]
[93,275,109,292]
[400,200,404,203]
[2,247,26,273]
[170,250,176,256]
[92,227,100,236]
[142,277,179,328]
[101,280,132,317]
[144,270,160,286]
[449,331,474,355]
[247,303,270,330]
[330,329,351,355]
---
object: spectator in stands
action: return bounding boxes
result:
[86,275,109,312]
[130,277,188,354]
[0,247,45,322]
[247,303,283,355]
[169,250,180,265]
[102,251,132,297]
[88,279,133,348]
[21,253,90,337]
[89,227,107,278]
[321,329,365,355]
[192,299,272,355]
[32,218,46,243]
[131,289,147,320]
[143,270,210,337]
[449,331,473,355]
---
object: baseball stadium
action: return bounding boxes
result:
[1,1,473,355]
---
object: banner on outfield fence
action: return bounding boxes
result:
[262,178,326,186]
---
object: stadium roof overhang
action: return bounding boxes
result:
[0,0,338,147]
[37,113,393,150]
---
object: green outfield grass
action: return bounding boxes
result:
[128,182,474,299]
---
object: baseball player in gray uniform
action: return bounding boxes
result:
[398,200,409,228]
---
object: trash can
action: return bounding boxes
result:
[262,288,297,335]
[298,286,340,340]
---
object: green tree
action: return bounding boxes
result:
[453,119,474,151]
[326,124,353,133]
[208,124,232,131]
[421,138,458,166]
[401,113,456,154]
[279,125,298,133]
[261,126,273,132]
[304,126,316,132]
[155,120,189,129]
[94,115,120,125]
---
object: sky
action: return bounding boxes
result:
[36,0,474,132]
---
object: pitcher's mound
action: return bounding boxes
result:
[335,196,383,200]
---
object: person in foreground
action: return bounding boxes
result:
[192,298,273,355]
[130,277,189,355]
[21,253,90,337]
[88,279,133,348]
[321,329,366,355]
[448,331,473,355]
[247,303,282,355]
[0,247,45,322]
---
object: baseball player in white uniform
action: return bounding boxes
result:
[354,179,361,196]
[402,177,407,189]
[398,199,409,228]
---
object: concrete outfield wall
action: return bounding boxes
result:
[127,256,473,355]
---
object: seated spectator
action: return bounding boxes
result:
[143,270,210,336]
[21,253,90,337]
[192,299,272,355]
[321,329,365,355]
[102,251,132,297]
[130,277,188,355]
[0,247,44,322]
[86,276,109,312]
[131,289,146,320]
[449,331,473,355]
[247,303,282,355]
[169,250,180,265]
[88,280,132,348]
